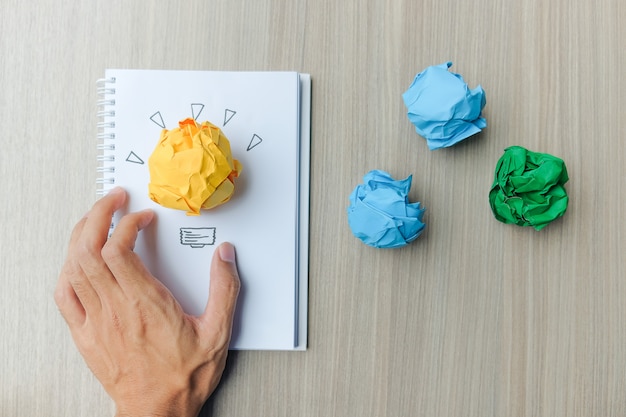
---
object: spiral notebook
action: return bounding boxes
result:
[96,70,310,350]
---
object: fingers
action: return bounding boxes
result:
[55,267,86,327]
[199,243,241,348]
[102,209,156,293]
[67,214,88,253]
[83,187,127,247]
[58,188,127,322]
[57,215,100,321]
[75,187,127,295]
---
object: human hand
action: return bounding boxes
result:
[54,187,240,417]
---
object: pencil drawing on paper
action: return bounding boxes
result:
[247,134,263,151]
[126,151,144,164]
[224,109,236,126]
[191,103,205,121]
[148,104,264,153]
[150,111,165,128]
[180,227,217,248]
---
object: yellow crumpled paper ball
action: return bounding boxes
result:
[148,118,242,215]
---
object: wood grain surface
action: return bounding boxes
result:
[1,0,625,415]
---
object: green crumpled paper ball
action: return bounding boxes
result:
[489,146,569,230]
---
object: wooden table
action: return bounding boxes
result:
[1,0,625,415]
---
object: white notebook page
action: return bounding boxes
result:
[102,70,303,350]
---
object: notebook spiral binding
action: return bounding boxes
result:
[96,77,116,196]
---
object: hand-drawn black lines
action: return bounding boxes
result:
[224,109,236,126]
[150,111,165,128]
[149,106,261,150]
[247,134,263,151]
[180,227,216,248]
[191,103,205,121]
[126,151,144,164]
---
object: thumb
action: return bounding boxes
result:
[199,243,241,347]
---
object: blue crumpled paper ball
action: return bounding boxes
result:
[402,61,486,150]
[347,170,426,248]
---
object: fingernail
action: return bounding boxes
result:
[218,243,236,263]
[138,209,155,229]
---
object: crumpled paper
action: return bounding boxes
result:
[148,118,242,215]
[347,170,426,248]
[402,61,486,150]
[489,146,569,230]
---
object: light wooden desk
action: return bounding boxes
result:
[1,0,625,415]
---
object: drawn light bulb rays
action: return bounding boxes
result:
[224,109,236,126]
[125,151,144,164]
[150,111,166,129]
[146,104,263,154]
[191,103,205,121]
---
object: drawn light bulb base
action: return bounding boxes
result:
[180,227,216,248]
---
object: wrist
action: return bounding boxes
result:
[113,383,203,417]
[115,401,201,417]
